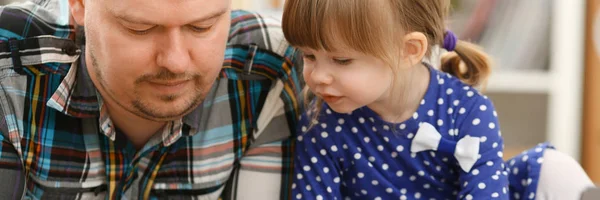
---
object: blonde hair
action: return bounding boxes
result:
[283,0,491,125]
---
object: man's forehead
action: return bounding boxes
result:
[104,0,231,25]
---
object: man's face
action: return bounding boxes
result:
[80,0,231,121]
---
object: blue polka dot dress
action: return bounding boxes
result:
[293,66,551,200]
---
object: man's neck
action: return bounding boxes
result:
[104,101,166,150]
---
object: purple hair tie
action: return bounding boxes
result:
[443,30,458,51]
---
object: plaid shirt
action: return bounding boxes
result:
[0,1,303,200]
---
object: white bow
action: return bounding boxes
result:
[410,122,480,173]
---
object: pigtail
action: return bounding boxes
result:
[440,40,492,88]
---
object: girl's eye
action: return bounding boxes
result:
[333,58,353,65]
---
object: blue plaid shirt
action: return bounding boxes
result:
[0,1,303,199]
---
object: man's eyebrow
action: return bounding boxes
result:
[114,9,227,25]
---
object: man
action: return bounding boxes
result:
[0,0,302,199]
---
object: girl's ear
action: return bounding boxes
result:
[401,32,428,66]
[69,0,85,26]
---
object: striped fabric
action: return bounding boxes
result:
[0,1,303,200]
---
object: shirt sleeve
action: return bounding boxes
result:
[0,131,25,200]
[292,114,343,200]
[455,95,509,200]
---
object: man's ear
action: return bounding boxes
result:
[401,32,428,66]
[69,0,85,26]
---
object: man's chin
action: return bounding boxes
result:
[132,97,202,121]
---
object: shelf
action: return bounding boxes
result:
[485,70,550,93]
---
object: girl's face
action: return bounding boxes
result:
[300,47,395,114]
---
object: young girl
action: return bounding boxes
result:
[282,0,595,199]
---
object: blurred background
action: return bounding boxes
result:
[1,0,599,183]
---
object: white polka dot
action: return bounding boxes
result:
[365,179,377,186]
[297,136,303,141]
[472,118,481,125]
[428,110,434,116]
[357,172,364,178]
[374,197,381,200]
[513,167,519,175]
[463,86,470,90]
[436,166,442,171]
[498,151,504,158]
[410,176,417,181]
[396,170,403,177]
[447,88,454,95]
[415,192,422,199]
[401,188,407,194]
[487,161,494,166]
[361,190,367,195]
[319,149,327,155]
[515,193,520,199]
[368,156,376,162]
[442,157,449,162]
[343,144,348,149]
[364,137,370,143]
[448,129,455,136]
[408,133,414,139]
[418,171,425,176]
[453,100,460,106]
[369,117,375,123]
[303,165,311,171]
[493,111,498,117]
[321,132,328,138]
[327,187,332,193]
[503,187,507,194]
[311,137,316,144]
[492,175,499,180]
[448,108,454,114]
[399,124,406,130]
[478,183,486,189]
[537,157,544,164]
[391,151,398,158]
[529,192,535,199]
[297,173,303,179]
[386,188,393,193]
[480,105,487,111]
[383,125,390,130]
[306,185,311,191]
[535,147,543,152]
[424,160,430,166]
[493,142,499,148]
[331,145,338,152]
[333,177,340,183]
[316,176,321,182]
[438,78,445,84]
[296,194,302,199]
[438,98,444,105]
[382,164,389,170]
[480,136,488,143]
[351,127,358,133]
[359,117,365,123]
[522,155,529,162]
[323,167,329,173]
[292,183,296,189]
[396,145,404,152]
[335,126,342,132]
[320,123,327,129]
[413,112,419,119]
[459,108,466,114]
[437,119,444,126]
[301,126,307,132]
[357,147,362,152]
[421,99,425,105]
[316,195,323,200]
[400,195,407,200]
[326,109,332,114]
[384,137,390,142]
[338,118,345,124]
[472,169,480,175]
[489,122,496,129]
[466,194,473,200]
[424,184,430,189]
[467,91,474,97]
[354,153,361,160]
[372,126,378,132]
